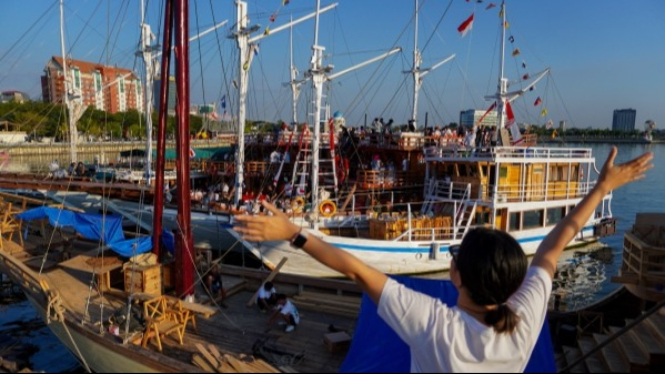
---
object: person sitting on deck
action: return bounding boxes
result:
[257,282,277,313]
[268,293,300,333]
[234,147,653,372]
[205,264,228,308]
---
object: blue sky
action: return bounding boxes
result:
[1,0,663,130]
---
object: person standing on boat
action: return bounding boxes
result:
[234,147,653,372]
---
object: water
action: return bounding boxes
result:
[0,142,663,371]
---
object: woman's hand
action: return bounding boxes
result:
[597,146,653,193]
[233,201,300,242]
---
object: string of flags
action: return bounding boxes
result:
[458,1,550,127]
[265,0,292,35]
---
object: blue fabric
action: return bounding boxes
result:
[162,229,175,255]
[340,276,556,373]
[16,207,152,257]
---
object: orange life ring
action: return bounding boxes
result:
[291,197,306,213]
[319,200,337,217]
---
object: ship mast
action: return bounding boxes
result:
[139,0,157,184]
[231,1,338,207]
[407,0,455,130]
[496,1,508,133]
[59,0,78,163]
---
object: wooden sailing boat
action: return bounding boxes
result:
[0,1,360,372]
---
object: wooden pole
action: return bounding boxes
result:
[246,257,288,307]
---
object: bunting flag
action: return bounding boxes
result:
[529,86,535,91]
[264,27,271,36]
[486,2,496,10]
[283,0,290,5]
[534,97,542,106]
[221,95,227,114]
[522,61,527,69]
[499,10,503,18]
[541,108,548,117]
[504,21,510,29]
[551,129,558,139]
[270,13,277,23]
[546,119,554,129]
[253,44,260,56]
[522,73,530,81]
[509,35,515,43]
[457,13,475,37]
[512,48,521,57]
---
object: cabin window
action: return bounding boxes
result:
[523,210,544,229]
[550,165,570,182]
[509,212,521,231]
[73,68,81,89]
[500,167,508,179]
[570,165,579,182]
[546,207,565,226]
[475,211,491,225]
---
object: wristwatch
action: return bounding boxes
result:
[290,229,308,248]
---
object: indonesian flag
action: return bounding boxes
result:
[210,112,219,120]
[505,101,524,145]
[457,13,474,37]
[534,97,542,106]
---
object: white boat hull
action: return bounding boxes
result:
[227,224,599,278]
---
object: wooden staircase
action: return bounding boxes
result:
[556,308,665,373]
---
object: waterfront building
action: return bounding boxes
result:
[612,108,636,132]
[0,90,31,104]
[41,56,143,114]
[459,109,506,129]
[153,76,177,115]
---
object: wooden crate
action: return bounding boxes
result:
[162,261,175,290]
[124,263,162,296]
[323,332,352,353]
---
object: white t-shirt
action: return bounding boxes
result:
[378,266,552,373]
[258,286,276,300]
[279,300,300,325]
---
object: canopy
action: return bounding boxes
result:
[16,207,152,258]
[340,275,556,373]
[156,147,231,160]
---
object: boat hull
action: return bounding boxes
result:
[226,225,599,278]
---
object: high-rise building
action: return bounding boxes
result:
[459,109,506,129]
[612,109,636,132]
[153,76,177,115]
[41,56,143,114]
[0,91,30,103]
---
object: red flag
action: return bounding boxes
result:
[457,13,474,37]
[270,13,277,23]
[534,97,542,106]
[522,73,530,81]
[486,3,497,10]
[505,101,515,128]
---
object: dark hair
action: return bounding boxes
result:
[264,282,274,291]
[455,228,527,334]
[275,293,287,302]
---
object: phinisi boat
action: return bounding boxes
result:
[226,1,618,277]
[0,1,360,372]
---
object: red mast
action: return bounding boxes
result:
[155,0,194,297]
[152,0,174,259]
[173,0,195,297]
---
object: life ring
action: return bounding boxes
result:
[292,197,306,213]
[319,200,337,217]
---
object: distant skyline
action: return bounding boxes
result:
[0,0,663,130]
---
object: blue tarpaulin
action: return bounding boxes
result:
[340,275,556,373]
[16,207,152,257]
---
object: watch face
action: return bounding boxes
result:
[292,233,308,248]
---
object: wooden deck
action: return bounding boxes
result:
[1,232,360,373]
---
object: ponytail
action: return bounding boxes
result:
[485,304,520,334]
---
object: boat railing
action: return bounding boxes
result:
[616,228,665,288]
[495,181,596,203]
[0,250,47,302]
[356,170,424,190]
[425,145,593,160]
[244,132,339,146]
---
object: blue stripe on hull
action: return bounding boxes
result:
[328,227,596,254]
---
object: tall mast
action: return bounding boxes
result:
[411,0,421,128]
[310,0,325,228]
[233,1,250,207]
[140,0,157,184]
[496,1,508,132]
[60,0,77,163]
[289,18,300,127]
[173,0,194,297]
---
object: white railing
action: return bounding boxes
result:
[425,145,593,160]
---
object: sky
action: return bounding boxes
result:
[0,0,663,131]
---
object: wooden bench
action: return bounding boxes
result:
[141,296,187,352]
[0,202,23,251]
